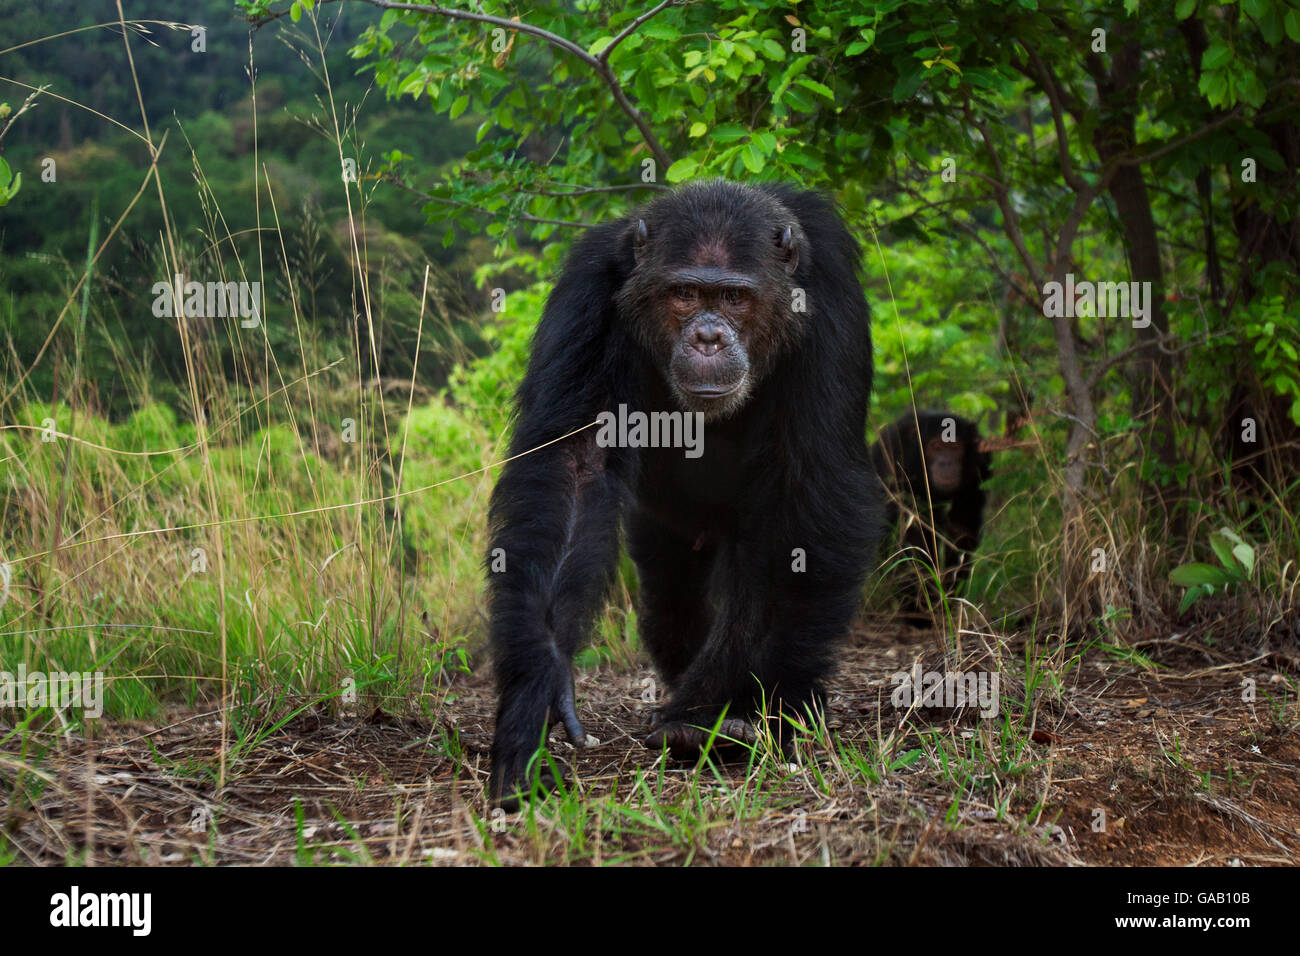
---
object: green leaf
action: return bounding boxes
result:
[892,67,926,101]
[1178,587,1204,614]
[1202,44,1232,70]
[0,172,18,205]
[1199,70,1228,106]
[665,157,700,183]
[923,57,962,74]
[1175,0,1197,19]
[1232,544,1256,577]
[1169,563,1230,589]
[689,122,707,138]
[642,22,678,41]
[1239,70,1268,107]
[1208,531,1238,571]
[711,124,749,143]
[1260,6,1284,43]
[449,94,469,119]
[781,85,816,111]
[1287,9,1300,43]
[741,142,765,173]
[891,748,923,770]
[290,1,302,23]
[795,76,835,100]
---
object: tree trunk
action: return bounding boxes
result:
[1086,38,1177,482]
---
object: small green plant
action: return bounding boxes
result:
[1170,528,1257,613]
[0,154,20,206]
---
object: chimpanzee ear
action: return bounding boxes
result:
[776,225,800,275]
[633,219,649,265]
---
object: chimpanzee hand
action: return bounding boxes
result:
[489,665,585,811]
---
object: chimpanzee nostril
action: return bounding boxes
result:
[690,321,731,356]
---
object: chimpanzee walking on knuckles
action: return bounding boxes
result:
[485,181,883,807]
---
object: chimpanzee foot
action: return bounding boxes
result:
[643,716,756,759]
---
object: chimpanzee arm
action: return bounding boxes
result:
[940,478,986,589]
[487,222,633,806]
[945,475,986,552]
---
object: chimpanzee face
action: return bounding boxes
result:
[660,267,758,418]
[924,437,965,494]
[615,186,807,421]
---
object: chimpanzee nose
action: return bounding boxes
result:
[690,321,732,356]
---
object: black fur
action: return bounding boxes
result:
[869,409,991,615]
[486,181,880,806]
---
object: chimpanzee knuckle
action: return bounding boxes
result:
[491,747,563,810]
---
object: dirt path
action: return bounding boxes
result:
[4,622,1297,865]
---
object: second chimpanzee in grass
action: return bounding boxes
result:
[487,181,881,807]
[870,410,991,620]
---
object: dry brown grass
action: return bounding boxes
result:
[5,614,1297,867]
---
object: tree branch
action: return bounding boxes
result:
[967,106,1044,290]
[251,0,674,171]
[600,0,679,64]
[1022,41,1088,192]
[383,174,590,229]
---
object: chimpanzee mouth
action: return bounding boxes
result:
[686,382,743,399]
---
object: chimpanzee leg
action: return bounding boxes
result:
[898,509,944,622]
[942,485,986,593]
[626,510,714,688]
[646,488,874,756]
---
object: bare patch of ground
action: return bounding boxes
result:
[3,621,1297,865]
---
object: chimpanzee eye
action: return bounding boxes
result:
[723,287,745,306]
[674,285,698,302]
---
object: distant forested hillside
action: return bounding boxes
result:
[1,0,483,413]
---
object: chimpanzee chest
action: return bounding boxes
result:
[637,420,753,507]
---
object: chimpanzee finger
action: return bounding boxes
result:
[553,673,586,745]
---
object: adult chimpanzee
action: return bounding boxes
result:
[869,410,991,618]
[487,181,880,807]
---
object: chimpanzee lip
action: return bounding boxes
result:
[687,383,742,398]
